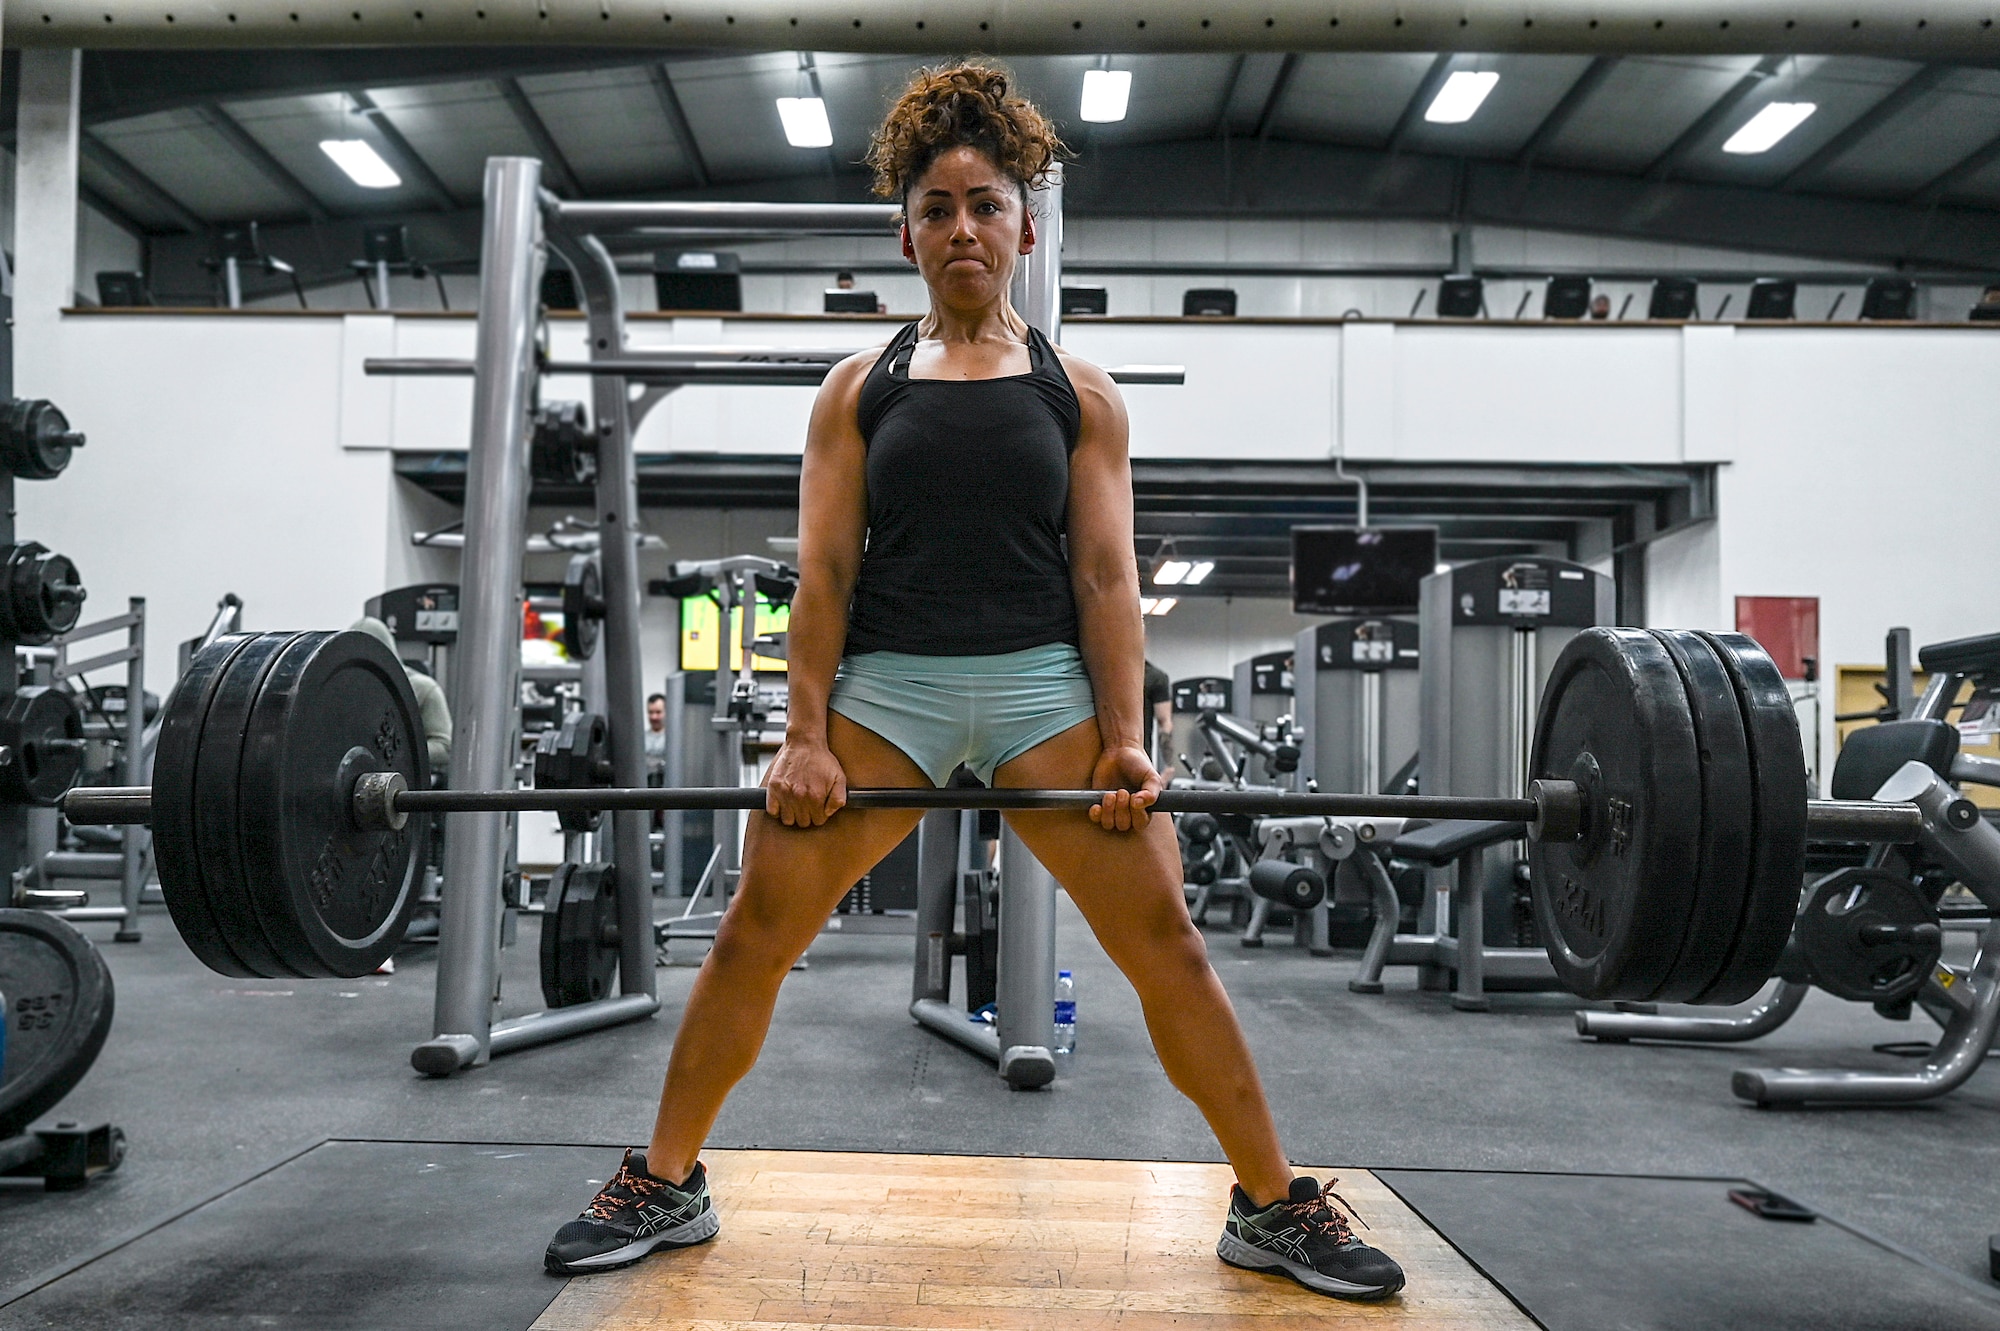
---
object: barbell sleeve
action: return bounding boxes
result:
[1802,799,1929,843]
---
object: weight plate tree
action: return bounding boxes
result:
[66,628,1928,996]
[0,910,114,1137]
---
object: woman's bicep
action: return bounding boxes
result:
[1064,369,1137,588]
[797,360,873,586]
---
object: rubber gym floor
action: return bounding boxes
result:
[2,897,1997,1329]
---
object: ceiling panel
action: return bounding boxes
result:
[1669,56,1926,188]
[1398,54,1599,159]
[1271,53,1437,146]
[76,155,184,231]
[363,80,536,202]
[1811,67,2000,197]
[224,92,445,212]
[519,66,690,194]
[91,109,299,223]
[669,53,829,186]
[1540,54,1764,173]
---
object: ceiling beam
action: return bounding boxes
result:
[1644,55,1786,183]
[496,77,583,198]
[1780,64,1952,191]
[1384,53,1458,154]
[1251,53,1299,140]
[347,91,458,211]
[77,183,149,243]
[1910,125,2000,207]
[196,102,331,223]
[1514,56,1619,166]
[78,133,205,234]
[1212,54,1248,138]
[648,63,712,189]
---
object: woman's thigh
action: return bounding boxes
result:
[990,719,1195,968]
[725,711,931,950]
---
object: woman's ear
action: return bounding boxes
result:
[900,222,915,263]
[1019,209,1037,257]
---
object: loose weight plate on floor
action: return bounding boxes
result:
[1528,628,1704,1001]
[151,631,271,979]
[236,631,428,979]
[1648,630,1757,1004]
[539,861,619,1007]
[1695,630,1809,1003]
[0,909,113,1136]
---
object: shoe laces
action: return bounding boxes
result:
[1285,1177,1368,1243]
[584,1154,667,1221]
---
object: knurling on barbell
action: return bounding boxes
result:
[59,629,1926,988]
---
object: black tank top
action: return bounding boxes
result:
[845,322,1082,657]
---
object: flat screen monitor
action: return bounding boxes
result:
[823,289,877,313]
[95,271,150,307]
[680,593,790,673]
[1861,277,1916,321]
[1436,276,1484,318]
[1746,278,1796,320]
[1544,275,1592,319]
[1061,285,1108,315]
[1182,288,1237,317]
[655,250,743,312]
[363,223,410,265]
[1648,277,1698,320]
[1291,526,1439,616]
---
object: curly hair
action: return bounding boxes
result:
[866,62,1068,206]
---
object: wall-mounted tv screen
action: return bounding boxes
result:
[680,593,790,673]
[1291,526,1439,615]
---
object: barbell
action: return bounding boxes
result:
[58,627,1934,1001]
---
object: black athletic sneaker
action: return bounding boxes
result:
[1216,1175,1406,1300]
[544,1151,719,1274]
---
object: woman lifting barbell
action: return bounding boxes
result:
[544,62,1406,1302]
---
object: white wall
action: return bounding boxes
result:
[19,308,2000,762]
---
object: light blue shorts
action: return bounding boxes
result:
[827,643,1099,786]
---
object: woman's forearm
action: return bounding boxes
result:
[1073,583,1147,752]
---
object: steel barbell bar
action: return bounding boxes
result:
[58,776,1924,845]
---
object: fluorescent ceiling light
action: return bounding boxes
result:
[1184,561,1214,586]
[319,139,400,189]
[776,97,833,148]
[1149,597,1178,616]
[1080,69,1132,123]
[1424,71,1500,125]
[1139,597,1157,615]
[1153,559,1192,586]
[1723,101,1817,154]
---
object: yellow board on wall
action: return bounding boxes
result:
[1835,665,2000,808]
[680,595,790,673]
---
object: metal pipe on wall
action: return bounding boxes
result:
[19,1,2000,56]
[1011,165,1063,344]
[416,156,544,1077]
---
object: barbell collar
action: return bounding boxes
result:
[1802,799,1927,843]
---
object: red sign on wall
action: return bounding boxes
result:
[1734,597,1820,681]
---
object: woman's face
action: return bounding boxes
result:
[901,145,1036,311]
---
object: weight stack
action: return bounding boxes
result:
[1294,618,1421,798]
[1419,557,1613,947]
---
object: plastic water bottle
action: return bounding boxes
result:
[1053,970,1076,1055]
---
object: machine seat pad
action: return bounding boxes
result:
[1830,720,1961,801]
[1918,631,2000,681]
[1390,819,1526,866]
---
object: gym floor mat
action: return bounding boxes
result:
[1375,1168,2000,1331]
[533,1150,1532,1329]
[0,1139,589,1330]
